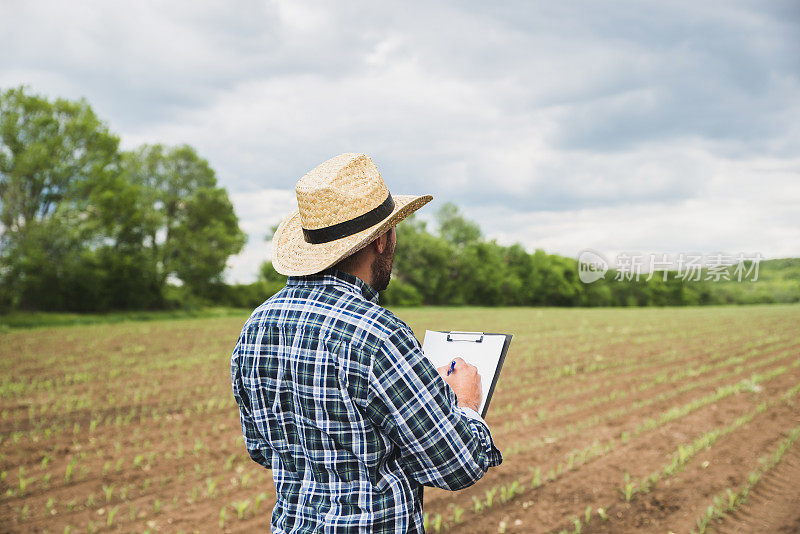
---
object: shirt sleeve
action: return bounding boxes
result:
[365,323,502,491]
[231,329,272,469]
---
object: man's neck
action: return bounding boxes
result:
[335,265,374,290]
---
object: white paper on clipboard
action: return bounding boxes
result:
[421,330,512,417]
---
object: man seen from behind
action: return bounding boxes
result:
[231,153,502,533]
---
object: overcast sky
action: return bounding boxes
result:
[2,0,799,282]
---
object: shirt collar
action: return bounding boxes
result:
[287,269,379,304]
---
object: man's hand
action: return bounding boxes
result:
[437,357,482,413]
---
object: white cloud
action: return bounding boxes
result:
[472,151,800,259]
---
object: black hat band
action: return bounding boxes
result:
[302,194,395,244]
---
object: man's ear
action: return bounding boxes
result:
[374,231,388,254]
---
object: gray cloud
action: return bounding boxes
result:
[1,0,798,282]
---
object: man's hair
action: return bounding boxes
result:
[332,228,392,273]
[332,248,364,273]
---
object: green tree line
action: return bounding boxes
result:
[0,86,245,311]
[381,205,712,307]
[258,204,799,308]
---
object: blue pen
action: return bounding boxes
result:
[447,360,456,376]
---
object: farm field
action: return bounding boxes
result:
[2,304,800,533]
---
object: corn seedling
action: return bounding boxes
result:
[712,495,724,518]
[695,505,715,533]
[219,506,228,529]
[224,453,237,470]
[17,466,35,494]
[42,497,56,517]
[484,487,497,508]
[450,503,464,523]
[103,483,115,503]
[726,488,736,511]
[205,477,219,498]
[500,480,521,503]
[472,495,483,513]
[622,472,634,502]
[106,506,119,527]
[678,444,689,464]
[232,499,251,519]
[531,466,542,488]
[254,491,269,512]
[431,513,443,532]
[64,457,78,483]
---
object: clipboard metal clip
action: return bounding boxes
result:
[446,331,484,343]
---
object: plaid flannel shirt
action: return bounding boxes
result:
[231,269,502,533]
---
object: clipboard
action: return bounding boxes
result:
[422,330,512,418]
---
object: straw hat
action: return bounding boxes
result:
[272,153,433,276]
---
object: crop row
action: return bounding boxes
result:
[692,423,800,533]
[501,348,799,457]
[552,376,800,534]
[432,363,800,531]
[495,318,743,392]
[494,335,796,429]
[495,324,774,408]
[499,340,796,439]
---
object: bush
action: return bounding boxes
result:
[382,279,424,307]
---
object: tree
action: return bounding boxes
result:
[457,241,517,305]
[171,187,245,293]
[1,87,246,311]
[0,86,121,310]
[393,215,461,304]
[0,86,120,236]
[121,144,246,295]
[259,261,286,283]
[436,202,482,246]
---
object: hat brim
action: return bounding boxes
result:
[272,194,433,276]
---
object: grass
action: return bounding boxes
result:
[0,307,251,331]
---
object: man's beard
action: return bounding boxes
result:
[370,242,395,292]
